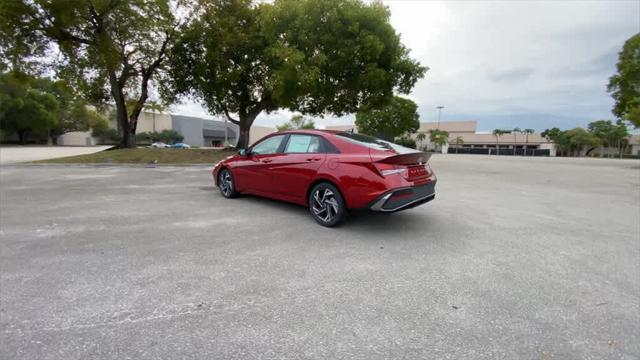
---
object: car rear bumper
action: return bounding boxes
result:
[369,180,436,212]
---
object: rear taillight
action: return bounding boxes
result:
[381,168,406,176]
[425,163,436,181]
[374,162,408,177]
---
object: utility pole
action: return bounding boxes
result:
[436,106,444,129]
[224,117,229,147]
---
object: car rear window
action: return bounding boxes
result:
[284,135,321,153]
[335,132,419,154]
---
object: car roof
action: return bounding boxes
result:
[275,129,343,136]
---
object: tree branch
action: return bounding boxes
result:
[247,93,273,120]
[221,105,240,125]
[34,12,94,45]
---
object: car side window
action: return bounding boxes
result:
[251,135,286,155]
[284,135,321,153]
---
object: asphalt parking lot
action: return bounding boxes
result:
[1,155,639,359]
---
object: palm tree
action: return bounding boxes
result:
[523,129,534,156]
[512,128,521,156]
[453,136,464,153]
[144,101,165,133]
[492,129,507,155]
[429,129,449,152]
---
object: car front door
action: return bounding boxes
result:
[268,134,327,203]
[233,134,287,194]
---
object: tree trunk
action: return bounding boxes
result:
[108,70,133,148]
[237,114,254,149]
[128,74,150,145]
[17,130,27,145]
[619,140,623,159]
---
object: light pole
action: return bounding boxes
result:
[436,106,444,129]
[224,117,229,147]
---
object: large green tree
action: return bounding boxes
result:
[0,71,58,144]
[541,127,562,141]
[608,33,640,127]
[0,0,185,147]
[43,79,105,143]
[588,119,630,157]
[355,96,419,141]
[0,70,102,144]
[565,128,600,156]
[167,0,426,148]
[542,127,600,157]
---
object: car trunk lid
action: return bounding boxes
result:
[370,148,433,181]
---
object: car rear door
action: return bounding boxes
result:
[267,134,327,203]
[232,134,287,193]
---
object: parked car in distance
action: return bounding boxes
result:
[170,143,191,149]
[212,130,437,227]
[150,142,170,148]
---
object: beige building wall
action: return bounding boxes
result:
[539,143,556,157]
[249,125,276,145]
[418,121,477,134]
[106,111,172,133]
[135,112,172,133]
[628,135,640,156]
[57,131,96,146]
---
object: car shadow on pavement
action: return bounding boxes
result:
[344,210,437,232]
[222,193,438,235]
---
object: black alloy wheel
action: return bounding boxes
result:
[309,182,346,227]
[218,169,238,198]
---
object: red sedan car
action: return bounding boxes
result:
[212,130,437,227]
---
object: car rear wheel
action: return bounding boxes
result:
[309,183,346,227]
[218,169,239,198]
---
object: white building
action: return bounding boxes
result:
[58,111,275,147]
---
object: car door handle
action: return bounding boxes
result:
[261,159,273,163]
[306,157,321,161]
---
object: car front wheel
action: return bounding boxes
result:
[309,183,346,227]
[218,169,239,198]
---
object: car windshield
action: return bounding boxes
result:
[335,132,420,154]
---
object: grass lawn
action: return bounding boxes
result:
[35,148,237,164]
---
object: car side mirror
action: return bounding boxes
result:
[239,149,248,156]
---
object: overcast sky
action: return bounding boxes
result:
[170,0,640,132]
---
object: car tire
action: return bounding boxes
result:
[218,168,239,198]
[308,182,346,227]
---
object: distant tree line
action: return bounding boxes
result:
[540,120,630,157]
[0,1,636,150]
[277,115,315,132]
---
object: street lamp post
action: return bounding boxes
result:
[224,117,229,147]
[436,106,444,129]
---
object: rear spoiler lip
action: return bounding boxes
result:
[374,151,432,165]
